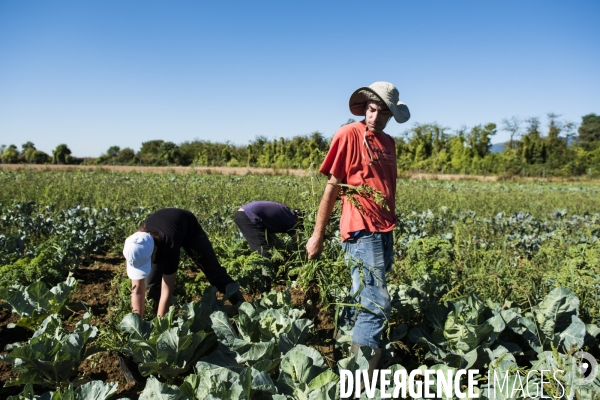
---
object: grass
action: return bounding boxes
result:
[1,169,599,217]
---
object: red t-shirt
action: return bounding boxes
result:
[320,121,397,241]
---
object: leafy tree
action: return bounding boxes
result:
[52,144,72,165]
[116,148,135,164]
[157,141,181,165]
[106,146,120,158]
[95,145,122,164]
[518,117,546,164]
[544,113,574,168]
[178,141,201,166]
[2,145,19,163]
[406,124,435,162]
[22,142,36,163]
[309,131,327,150]
[23,147,35,163]
[32,111,595,176]
[399,123,450,167]
[468,123,496,158]
[29,150,50,164]
[221,144,232,163]
[21,141,35,152]
[578,113,600,150]
[137,140,164,165]
[24,148,50,164]
[449,130,471,172]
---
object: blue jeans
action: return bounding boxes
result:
[340,231,394,348]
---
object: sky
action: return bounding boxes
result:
[1,1,599,158]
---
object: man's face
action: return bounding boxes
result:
[365,101,392,133]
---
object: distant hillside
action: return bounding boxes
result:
[490,142,508,153]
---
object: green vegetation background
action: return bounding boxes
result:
[2,112,600,178]
[1,170,599,323]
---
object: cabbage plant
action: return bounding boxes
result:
[7,381,123,400]
[210,297,313,366]
[0,277,77,331]
[119,299,217,383]
[1,313,98,389]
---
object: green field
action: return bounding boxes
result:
[0,169,599,399]
[3,168,600,213]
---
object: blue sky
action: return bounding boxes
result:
[1,1,598,157]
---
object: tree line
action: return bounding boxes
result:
[2,113,599,177]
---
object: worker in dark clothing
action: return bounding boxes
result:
[234,201,302,258]
[123,208,244,317]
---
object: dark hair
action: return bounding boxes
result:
[138,225,163,246]
[365,99,388,111]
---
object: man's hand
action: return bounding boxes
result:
[306,235,324,259]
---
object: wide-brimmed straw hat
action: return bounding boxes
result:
[349,81,410,123]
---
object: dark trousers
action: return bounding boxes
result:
[146,223,235,303]
[234,211,277,258]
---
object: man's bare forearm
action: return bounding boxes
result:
[306,174,341,259]
[131,279,145,317]
[313,182,341,239]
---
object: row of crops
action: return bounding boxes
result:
[0,170,599,399]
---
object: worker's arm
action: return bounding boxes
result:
[131,279,146,317]
[306,174,342,259]
[156,273,176,317]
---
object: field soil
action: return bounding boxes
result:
[0,255,335,399]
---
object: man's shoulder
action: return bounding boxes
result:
[333,121,364,141]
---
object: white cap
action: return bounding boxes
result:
[123,232,154,280]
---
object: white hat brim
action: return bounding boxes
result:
[127,260,152,280]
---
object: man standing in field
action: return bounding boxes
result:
[306,82,409,372]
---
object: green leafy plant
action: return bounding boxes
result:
[8,380,120,400]
[408,292,509,369]
[180,363,278,399]
[511,287,590,354]
[276,345,339,399]
[221,251,275,293]
[209,293,313,367]
[336,183,389,214]
[0,277,77,331]
[119,296,218,383]
[0,239,71,289]
[1,313,99,389]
